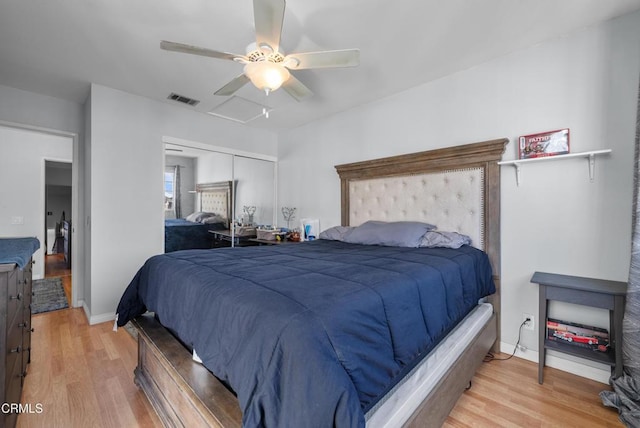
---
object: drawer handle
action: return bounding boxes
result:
[10,293,23,301]
[18,322,34,332]
[10,346,21,353]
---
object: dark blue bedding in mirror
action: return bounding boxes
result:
[164,218,225,252]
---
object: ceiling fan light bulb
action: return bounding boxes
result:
[244,61,290,92]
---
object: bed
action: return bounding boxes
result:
[119,138,507,427]
[164,181,232,253]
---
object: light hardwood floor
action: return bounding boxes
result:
[44,253,72,306]
[17,309,161,428]
[17,308,622,427]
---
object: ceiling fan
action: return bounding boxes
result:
[160,0,360,102]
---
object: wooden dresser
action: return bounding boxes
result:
[0,254,35,427]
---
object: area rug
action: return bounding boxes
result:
[31,277,69,314]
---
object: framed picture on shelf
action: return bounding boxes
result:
[519,128,570,159]
[300,218,320,241]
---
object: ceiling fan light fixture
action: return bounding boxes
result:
[244,60,290,93]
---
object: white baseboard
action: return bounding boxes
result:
[500,341,610,385]
[81,301,116,325]
[81,300,90,321]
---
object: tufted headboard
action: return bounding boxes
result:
[195,181,233,226]
[335,139,508,349]
[347,168,485,250]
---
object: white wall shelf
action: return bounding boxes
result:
[498,149,612,186]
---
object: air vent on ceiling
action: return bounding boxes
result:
[167,92,200,106]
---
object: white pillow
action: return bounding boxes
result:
[419,231,471,249]
[185,212,215,223]
[319,226,354,241]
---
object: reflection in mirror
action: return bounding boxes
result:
[163,145,233,252]
[164,155,196,220]
[163,143,276,251]
[233,156,276,227]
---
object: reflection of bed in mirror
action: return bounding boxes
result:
[164,181,232,253]
[121,139,507,427]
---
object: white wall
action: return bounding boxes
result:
[234,157,276,226]
[195,152,276,225]
[196,151,234,184]
[0,84,85,305]
[89,84,278,322]
[0,126,72,278]
[83,91,92,309]
[278,12,640,381]
[0,85,84,133]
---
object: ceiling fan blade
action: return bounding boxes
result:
[282,75,313,102]
[253,0,285,51]
[285,49,360,70]
[160,40,244,61]
[214,74,251,96]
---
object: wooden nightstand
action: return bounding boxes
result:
[531,271,626,384]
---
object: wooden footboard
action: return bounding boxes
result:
[133,314,242,427]
[132,312,496,428]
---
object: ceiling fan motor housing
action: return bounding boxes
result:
[245,42,285,64]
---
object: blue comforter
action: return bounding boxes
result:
[0,237,40,269]
[116,240,495,427]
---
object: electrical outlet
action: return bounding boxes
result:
[523,313,535,331]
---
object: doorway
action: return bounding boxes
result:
[44,160,72,307]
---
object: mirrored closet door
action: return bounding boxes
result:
[163,142,276,251]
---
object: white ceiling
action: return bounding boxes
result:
[1,0,640,131]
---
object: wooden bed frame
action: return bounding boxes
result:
[132,138,508,427]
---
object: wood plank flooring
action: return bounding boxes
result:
[16,308,622,427]
[17,308,161,428]
[443,355,623,427]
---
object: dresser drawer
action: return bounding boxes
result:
[22,277,32,310]
[22,320,32,371]
[6,293,21,331]
[4,267,19,301]
[5,345,22,394]
[5,358,23,427]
